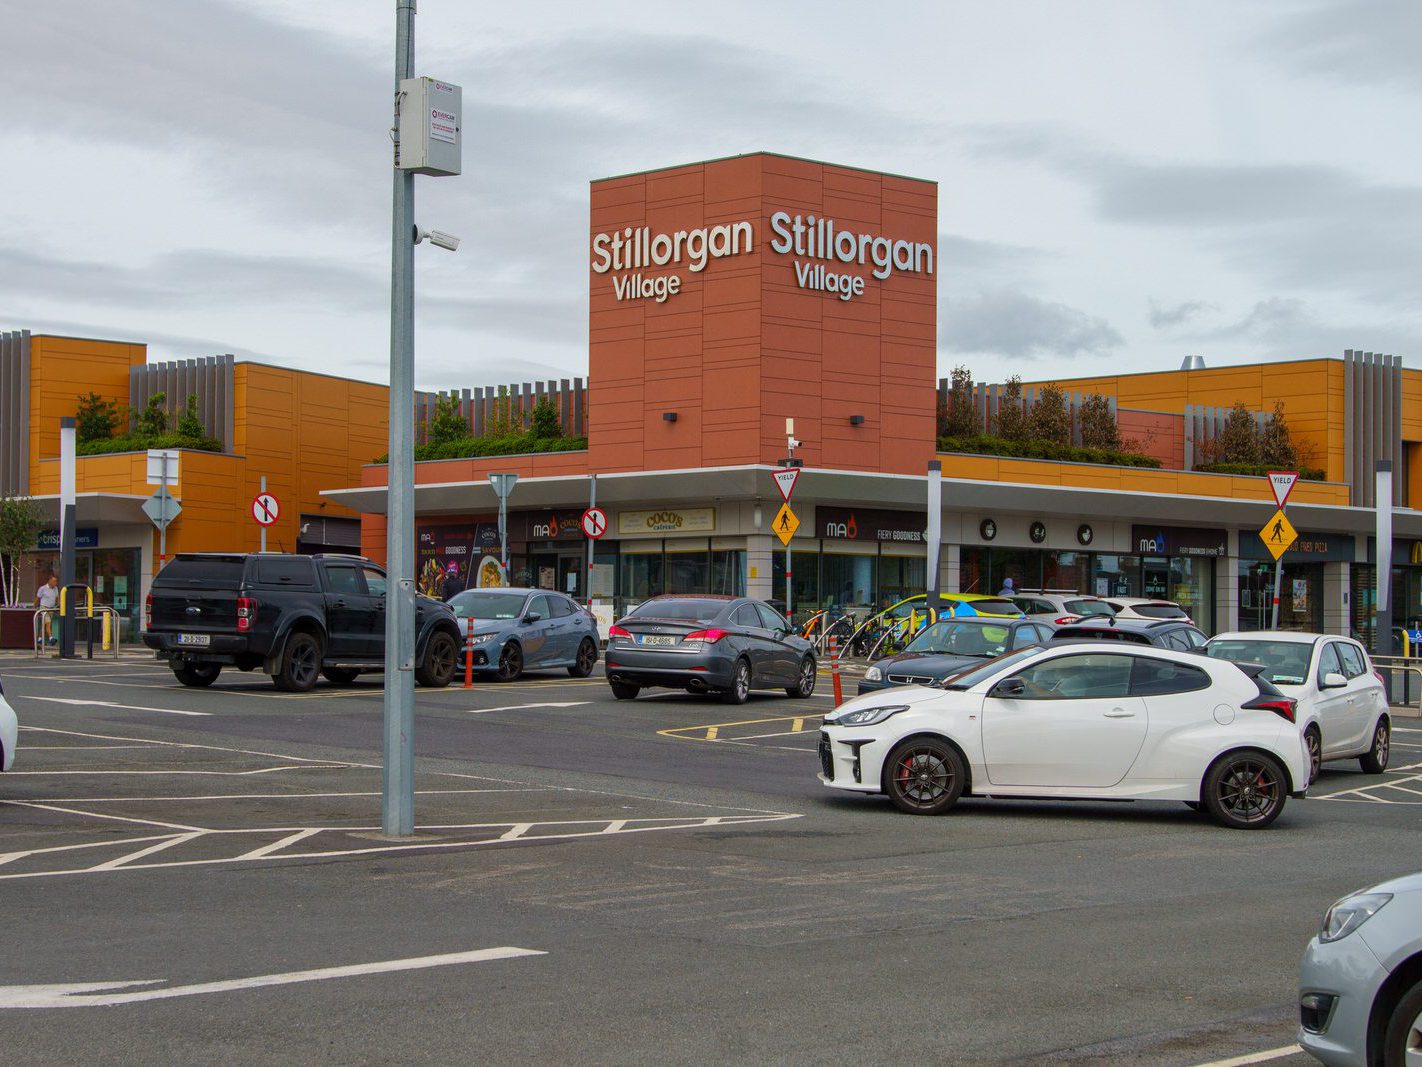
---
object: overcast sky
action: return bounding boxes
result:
[3,0,1419,391]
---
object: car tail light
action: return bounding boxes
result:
[684,628,731,643]
[236,596,258,633]
[608,625,630,639]
[1243,695,1296,723]
[1374,670,1387,688]
[144,592,153,627]
[1054,615,1081,625]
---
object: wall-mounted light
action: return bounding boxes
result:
[753,501,763,529]
[849,414,865,426]
[663,412,677,422]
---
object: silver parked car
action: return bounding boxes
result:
[447,588,600,682]
[1298,870,1422,1066]
[1010,592,1115,625]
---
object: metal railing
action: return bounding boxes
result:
[31,599,122,660]
[1371,655,1422,713]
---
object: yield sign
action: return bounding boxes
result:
[1259,509,1298,561]
[1267,471,1299,508]
[772,468,800,503]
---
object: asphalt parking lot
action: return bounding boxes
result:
[2,650,1420,1065]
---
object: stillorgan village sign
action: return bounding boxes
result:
[591,211,934,305]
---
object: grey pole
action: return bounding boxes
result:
[1375,461,1394,656]
[926,460,943,615]
[498,492,508,576]
[59,418,76,658]
[586,473,596,607]
[1269,501,1286,631]
[260,474,267,554]
[159,453,169,570]
[382,0,417,838]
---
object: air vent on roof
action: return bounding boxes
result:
[1180,355,1205,370]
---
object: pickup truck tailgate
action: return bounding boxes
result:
[149,557,245,630]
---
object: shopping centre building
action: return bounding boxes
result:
[4,152,1421,644]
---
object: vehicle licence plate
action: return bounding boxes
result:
[638,635,677,646]
[176,633,211,647]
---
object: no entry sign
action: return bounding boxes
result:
[252,492,280,527]
[581,506,608,539]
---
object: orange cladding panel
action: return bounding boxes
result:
[27,335,145,487]
[588,154,937,475]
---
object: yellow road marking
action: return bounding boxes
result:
[790,717,804,733]
[705,726,719,740]
[658,713,825,742]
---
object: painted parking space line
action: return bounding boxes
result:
[24,696,211,717]
[0,946,546,1009]
[463,702,591,715]
[1186,1044,1301,1067]
[659,713,825,743]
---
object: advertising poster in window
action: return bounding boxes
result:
[417,523,500,599]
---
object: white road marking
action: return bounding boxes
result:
[0,947,546,1009]
[89,832,207,870]
[464,701,590,714]
[235,828,322,860]
[5,801,204,832]
[24,696,210,717]
[1186,1045,1301,1067]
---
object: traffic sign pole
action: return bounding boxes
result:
[260,476,267,553]
[586,474,596,609]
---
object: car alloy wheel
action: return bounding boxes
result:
[496,642,523,682]
[721,659,750,705]
[568,638,597,678]
[1304,729,1321,784]
[1206,753,1284,829]
[786,657,816,698]
[1361,719,1390,774]
[884,738,965,815]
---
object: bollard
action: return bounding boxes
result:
[829,634,844,707]
[464,616,474,689]
[101,609,112,652]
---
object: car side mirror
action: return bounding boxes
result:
[1321,671,1348,689]
[524,612,542,624]
[991,677,1025,698]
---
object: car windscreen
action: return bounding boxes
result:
[626,599,725,624]
[154,558,246,586]
[905,621,1011,657]
[448,591,527,620]
[1206,639,1314,686]
[1132,604,1189,619]
[1065,599,1114,616]
[937,647,1041,690]
[958,598,1018,616]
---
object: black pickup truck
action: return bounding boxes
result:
[143,552,463,692]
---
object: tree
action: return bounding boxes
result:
[0,496,43,607]
[1259,400,1300,469]
[1027,383,1071,445]
[482,386,520,438]
[176,394,205,439]
[1078,393,1121,450]
[993,376,1028,441]
[427,393,469,445]
[1214,402,1263,465]
[942,365,979,437]
[75,392,121,443]
[136,392,170,437]
[531,398,562,438]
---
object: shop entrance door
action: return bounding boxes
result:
[1142,558,1170,601]
[558,555,583,600]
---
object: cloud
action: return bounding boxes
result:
[941,289,1123,360]
[1178,297,1422,362]
[1148,299,1216,330]
[1263,0,1422,94]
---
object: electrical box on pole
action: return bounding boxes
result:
[397,77,462,176]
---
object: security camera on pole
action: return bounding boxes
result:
[383,0,462,838]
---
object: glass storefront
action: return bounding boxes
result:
[614,539,746,617]
[21,547,144,640]
[1239,560,1323,633]
[772,546,925,622]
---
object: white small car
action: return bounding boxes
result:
[1104,596,1193,623]
[1205,632,1390,784]
[1297,870,1422,1066]
[818,642,1309,829]
[0,674,16,772]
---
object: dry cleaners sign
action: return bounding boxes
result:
[591,212,933,306]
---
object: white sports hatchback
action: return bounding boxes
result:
[0,674,16,772]
[818,642,1310,829]
[1205,632,1390,784]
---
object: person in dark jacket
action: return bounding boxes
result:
[441,563,465,602]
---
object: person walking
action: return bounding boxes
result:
[35,574,60,645]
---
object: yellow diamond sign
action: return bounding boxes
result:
[1259,508,1298,560]
[773,503,800,546]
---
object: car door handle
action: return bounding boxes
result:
[1103,709,1136,718]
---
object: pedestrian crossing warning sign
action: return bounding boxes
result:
[773,503,800,546]
[1259,509,1298,561]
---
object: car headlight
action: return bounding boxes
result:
[864,665,883,681]
[1320,892,1392,943]
[826,704,909,727]
[467,632,496,645]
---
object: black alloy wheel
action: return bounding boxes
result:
[323,667,360,685]
[174,663,220,688]
[568,638,597,678]
[883,738,966,815]
[609,681,640,700]
[274,632,321,692]
[785,656,816,698]
[1380,978,1422,1067]
[495,641,524,683]
[1304,727,1322,784]
[416,631,458,688]
[1360,718,1390,774]
[721,658,751,705]
[1202,751,1287,829]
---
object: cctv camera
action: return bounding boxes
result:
[788,437,801,450]
[414,227,460,252]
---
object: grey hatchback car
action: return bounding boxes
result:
[447,588,600,682]
[606,595,816,704]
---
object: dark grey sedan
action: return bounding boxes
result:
[447,588,600,682]
[605,595,815,704]
[858,617,1054,694]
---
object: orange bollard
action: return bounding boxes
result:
[829,635,844,707]
[464,616,474,688]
